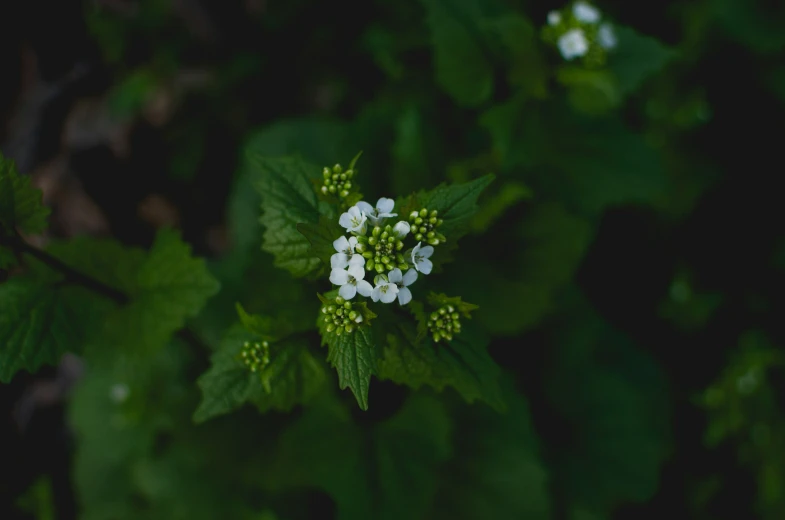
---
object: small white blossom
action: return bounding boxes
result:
[339,206,368,234]
[388,268,417,305]
[330,264,373,300]
[547,11,561,26]
[356,197,397,225]
[573,1,600,23]
[110,383,129,403]
[411,242,434,275]
[598,23,617,49]
[558,28,589,60]
[331,236,365,269]
[392,221,411,239]
[372,277,399,304]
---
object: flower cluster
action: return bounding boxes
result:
[542,1,617,67]
[321,163,357,201]
[241,340,270,372]
[321,296,363,335]
[428,305,462,343]
[329,197,439,309]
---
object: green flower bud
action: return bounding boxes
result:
[366,258,375,270]
[375,263,385,274]
[333,164,342,173]
[326,323,336,332]
[428,304,462,343]
[328,185,337,193]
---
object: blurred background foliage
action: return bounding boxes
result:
[2,0,785,518]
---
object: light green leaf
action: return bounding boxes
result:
[378,319,505,411]
[252,155,333,278]
[0,153,50,235]
[609,26,676,95]
[421,0,494,107]
[0,280,100,382]
[235,302,276,339]
[194,324,327,422]
[318,308,380,410]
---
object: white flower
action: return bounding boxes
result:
[330,264,373,300]
[573,1,600,23]
[372,277,399,304]
[547,10,561,26]
[392,221,411,239]
[558,28,589,60]
[339,206,367,234]
[410,242,434,275]
[356,197,397,225]
[598,23,617,49]
[388,268,417,305]
[331,236,365,269]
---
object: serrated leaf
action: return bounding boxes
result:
[0,153,50,235]
[0,280,101,382]
[252,155,333,278]
[378,319,505,411]
[421,0,494,107]
[426,292,479,318]
[400,174,495,245]
[194,324,327,422]
[297,215,345,269]
[609,26,676,95]
[236,302,276,338]
[318,310,380,410]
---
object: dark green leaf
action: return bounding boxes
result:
[0,153,50,235]
[297,215,345,269]
[609,26,676,95]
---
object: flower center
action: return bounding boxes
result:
[351,217,361,226]
[348,275,357,284]
[380,285,389,293]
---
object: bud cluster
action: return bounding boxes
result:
[321,296,363,335]
[409,208,446,246]
[428,304,462,342]
[321,163,355,199]
[241,340,271,372]
[357,225,408,273]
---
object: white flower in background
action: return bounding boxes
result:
[392,221,411,239]
[331,236,365,269]
[598,23,617,49]
[372,277,399,304]
[573,1,600,23]
[330,264,373,300]
[558,28,589,60]
[339,205,367,234]
[410,242,434,275]
[110,383,129,403]
[547,11,561,26]
[388,268,418,305]
[356,197,397,225]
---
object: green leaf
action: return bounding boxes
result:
[194,324,327,422]
[482,14,548,97]
[420,0,494,107]
[0,280,100,382]
[609,26,676,95]
[297,215,345,269]
[0,153,50,235]
[236,302,276,339]
[400,174,495,241]
[318,308,380,410]
[426,292,479,317]
[430,378,551,519]
[546,295,670,512]
[252,155,333,278]
[47,229,220,353]
[378,318,505,411]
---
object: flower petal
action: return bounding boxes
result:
[348,264,365,281]
[348,206,363,218]
[338,212,352,229]
[339,283,357,300]
[329,268,349,285]
[348,254,366,267]
[419,245,434,259]
[419,258,433,275]
[402,268,418,286]
[411,242,422,265]
[393,221,410,239]
[356,201,374,216]
[333,236,350,253]
[380,284,399,303]
[376,197,395,214]
[347,236,358,249]
[397,287,412,306]
[388,268,403,284]
[371,286,382,302]
[331,253,350,269]
[356,280,373,297]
